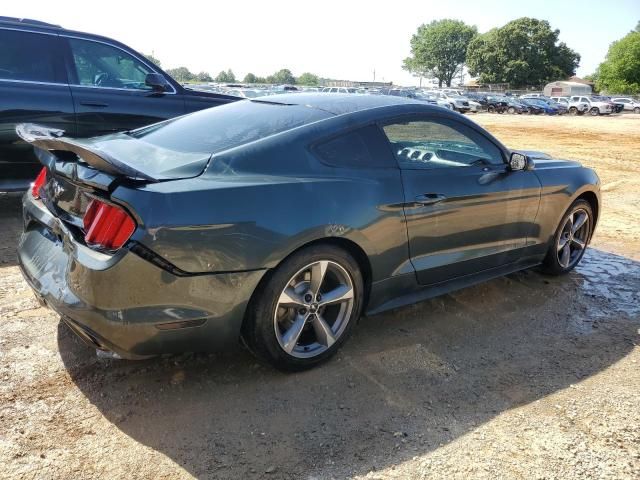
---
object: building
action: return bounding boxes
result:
[543,81,592,97]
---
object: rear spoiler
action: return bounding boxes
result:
[16,123,156,181]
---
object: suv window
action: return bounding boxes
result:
[315,125,395,169]
[67,38,153,90]
[0,29,58,83]
[382,117,503,169]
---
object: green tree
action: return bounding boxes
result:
[403,19,477,87]
[267,68,296,85]
[165,66,194,82]
[466,18,580,88]
[296,72,319,86]
[144,53,162,67]
[215,69,237,83]
[254,76,267,84]
[595,31,640,94]
[243,72,257,83]
[195,71,213,82]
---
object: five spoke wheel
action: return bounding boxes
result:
[556,208,590,269]
[274,260,354,358]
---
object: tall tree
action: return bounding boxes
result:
[195,71,213,82]
[267,69,296,85]
[403,19,477,87]
[466,18,580,87]
[595,30,640,94]
[215,69,237,83]
[165,66,194,82]
[296,72,319,86]
[243,72,257,83]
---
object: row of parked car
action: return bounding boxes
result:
[196,83,640,117]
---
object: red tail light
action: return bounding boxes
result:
[83,199,136,250]
[31,167,47,199]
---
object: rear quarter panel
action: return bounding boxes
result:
[113,139,408,282]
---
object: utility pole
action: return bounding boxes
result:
[373,68,376,82]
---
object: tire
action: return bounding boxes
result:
[507,106,516,114]
[569,107,578,116]
[487,106,495,113]
[634,107,640,114]
[590,107,600,116]
[242,244,364,371]
[541,199,594,275]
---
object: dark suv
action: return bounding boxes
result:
[0,17,238,191]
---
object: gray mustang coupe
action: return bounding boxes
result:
[17,94,600,371]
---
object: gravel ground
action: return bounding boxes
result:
[1,114,639,479]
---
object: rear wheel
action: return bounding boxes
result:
[569,107,578,115]
[487,105,495,113]
[507,106,516,114]
[541,200,594,275]
[242,245,364,371]
[590,107,600,116]
[634,107,640,114]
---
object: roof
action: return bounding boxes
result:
[254,93,422,116]
[545,81,592,88]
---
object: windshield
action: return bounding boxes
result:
[130,100,332,154]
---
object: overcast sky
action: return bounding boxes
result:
[5,0,639,85]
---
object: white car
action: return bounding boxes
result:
[570,96,612,116]
[425,91,471,113]
[321,87,357,94]
[612,97,640,113]
[551,96,590,115]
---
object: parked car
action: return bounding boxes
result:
[425,91,471,113]
[551,97,590,115]
[484,95,510,113]
[570,96,612,116]
[17,93,600,371]
[415,92,453,110]
[522,98,562,115]
[611,97,640,113]
[592,96,624,113]
[321,87,357,94]
[0,17,238,192]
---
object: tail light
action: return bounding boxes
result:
[83,199,136,250]
[31,167,47,199]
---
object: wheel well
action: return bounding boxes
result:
[577,191,599,223]
[242,237,373,331]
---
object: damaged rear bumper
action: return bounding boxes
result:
[18,193,266,359]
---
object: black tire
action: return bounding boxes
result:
[634,107,640,114]
[242,244,364,371]
[541,199,594,275]
[590,107,600,116]
[569,107,578,116]
[487,105,495,113]
[507,106,516,114]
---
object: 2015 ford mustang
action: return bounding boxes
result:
[17,94,600,371]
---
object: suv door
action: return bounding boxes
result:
[0,28,75,190]
[381,115,541,285]
[63,36,185,136]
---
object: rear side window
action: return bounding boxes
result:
[0,29,58,83]
[131,100,332,154]
[314,125,395,168]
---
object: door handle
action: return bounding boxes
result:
[80,101,109,108]
[415,193,447,205]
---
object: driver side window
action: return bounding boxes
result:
[381,117,503,169]
[68,38,153,90]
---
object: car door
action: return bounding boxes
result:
[0,28,75,190]
[380,115,541,285]
[62,36,186,137]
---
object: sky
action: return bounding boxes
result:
[5,0,639,85]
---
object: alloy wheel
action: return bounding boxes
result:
[273,260,354,358]
[556,208,590,269]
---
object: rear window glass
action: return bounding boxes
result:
[130,100,332,154]
[315,125,395,168]
[0,29,58,83]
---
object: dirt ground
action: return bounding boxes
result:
[1,113,639,480]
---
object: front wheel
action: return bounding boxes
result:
[634,107,640,114]
[569,107,578,116]
[541,200,594,275]
[487,105,495,113]
[242,245,364,371]
[507,106,516,114]
[590,107,600,116]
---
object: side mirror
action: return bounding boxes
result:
[145,73,171,93]
[509,152,533,171]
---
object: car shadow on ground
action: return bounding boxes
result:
[57,247,640,479]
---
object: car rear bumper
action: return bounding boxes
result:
[18,193,266,358]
